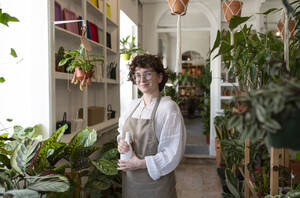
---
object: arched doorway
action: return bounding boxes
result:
[156,4,218,156]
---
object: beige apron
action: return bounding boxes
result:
[122,96,177,198]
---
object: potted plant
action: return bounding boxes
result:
[168,0,189,15]
[58,44,104,91]
[227,79,300,150]
[120,35,144,61]
[221,0,243,22]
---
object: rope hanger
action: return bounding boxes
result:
[168,0,189,74]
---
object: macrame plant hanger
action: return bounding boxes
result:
[222,0,243,22]
[54,19,92,91]
[168,0,189,74]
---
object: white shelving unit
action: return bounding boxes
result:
[51,0,120,138]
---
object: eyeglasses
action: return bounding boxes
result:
[133,71,153,81]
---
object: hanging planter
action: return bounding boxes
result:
[168,0,189,15]
[222,0,243,22]
[277,19,295,38]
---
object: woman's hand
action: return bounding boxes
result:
[118,138,130,154]
[117,152,146,171]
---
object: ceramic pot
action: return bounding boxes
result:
[222,1,243,22]
[122,53,131,61]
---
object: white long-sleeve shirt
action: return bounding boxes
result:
[117,96,186,180]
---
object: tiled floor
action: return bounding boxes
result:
[175,158,223,198]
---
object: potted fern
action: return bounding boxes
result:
[58,44,104,91]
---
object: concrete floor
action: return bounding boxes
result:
[175,158,223,198]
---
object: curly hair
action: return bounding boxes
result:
[128,54,168,92]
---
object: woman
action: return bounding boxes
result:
[117,54,186,198]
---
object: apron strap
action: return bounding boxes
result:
[126,96,161,122]
[150,96,161,120]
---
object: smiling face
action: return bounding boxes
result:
[134,67,163,95]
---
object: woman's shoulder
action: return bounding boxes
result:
[159,96,180,113]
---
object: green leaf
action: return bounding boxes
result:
[0,154,11,168]
[10,138,40,175]
[257,8,281,15]
[211,30,221,53]
[27,174,69,192]
[0,9,19,26]
[10,48,17,58]
[228,116,242,129]
[0,77,5,83]
[6,189,39,198]
[99,148,118,160]
[255,104,266,122]
[250,64,256,82]
[6,118,13,122]
[91,159,118,176]
[87,181,111,191]
[58,58,71,66]
[229,16,251,31]
[84,129,97,147]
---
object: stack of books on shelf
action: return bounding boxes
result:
[54,1,103,44]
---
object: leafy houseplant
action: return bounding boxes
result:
[212,15,287,91]
[120,36,144,61]
[227,79,300,150]
[59,44,104,91]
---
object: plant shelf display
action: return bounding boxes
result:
[52,0,120,138]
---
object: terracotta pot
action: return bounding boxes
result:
[215,137,222,168]
[85,69,95,85]
[168,0,189,15]
[206,135,210,145]
[74,66,85,81]
[277,19,295,38]
[222,1,243,22]
[290,160,300,184]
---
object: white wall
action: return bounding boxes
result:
[120,0,138,25]
[0,0,51,137]
[163,32,210,72]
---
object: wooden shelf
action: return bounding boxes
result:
[55,26,81,39]
[53,0,120,138]
[221,82,239,87]
[55,72,71,80]
[89,117,119,132]
[106,47,117,55]
[89,39,105,49]
[106,16,118,32]
[61,117,119,143]
[87,1,104,17]
[106,79,119,84]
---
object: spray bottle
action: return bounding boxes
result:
[120,132,133,160]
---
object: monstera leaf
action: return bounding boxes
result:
[10,138,40,175]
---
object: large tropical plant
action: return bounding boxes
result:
[211,15,285,91]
